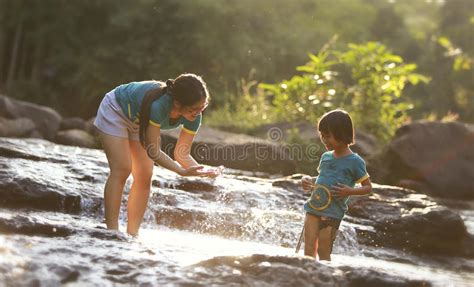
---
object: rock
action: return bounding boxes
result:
[252,122,380,159]
[0,213,74,237]
[56,129,98,148]
[60,117,87,131]
[252,122,319,143]
[0,137,471,286]
[348,184,469,256]
[161,125,297,175]
[353,130,379,159]
[191,254,430,286]
[0,95,62,140]
[85,117,97,135]
[377,121,474,199]
[0,117,36,138]
[0,137,106,213]
[0,177,82,213]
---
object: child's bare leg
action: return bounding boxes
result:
[317,221,338,261]
[304,213,320,257]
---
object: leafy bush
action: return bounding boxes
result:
[261,41,429,141]
[205,73,276,133]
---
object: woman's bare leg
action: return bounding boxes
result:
[127,140,154,235]
[99,131,132,230]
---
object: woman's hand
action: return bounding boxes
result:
[332,183,353,198]
[179,166,218,177]
[200,165,225,178]
[301,176,314,193]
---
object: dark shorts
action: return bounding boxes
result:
[306,213,341,254]
[318,216,341,231]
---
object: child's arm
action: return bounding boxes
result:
[301,176,317,193]
[332,178,372,198]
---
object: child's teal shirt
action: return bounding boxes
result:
[304,151,369,220]
[114,81,201,134]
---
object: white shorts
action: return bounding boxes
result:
[93,90,140,141]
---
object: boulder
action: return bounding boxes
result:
[0,117,36,138]
[161,125,297,175]
[0,136,472,286]
[377,121,474,199]
[85,116,98,136]
[0,95,62,140]
[0,137,106,214]
[253,122,379,159]
[191,254,430,286]
[348,184,470,256]
[60,117,87,131]
[272,176,472,257]
[56,129,98,148]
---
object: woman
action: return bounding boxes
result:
[94,73,215,235]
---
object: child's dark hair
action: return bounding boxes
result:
[139,73,209,147]
[318,109,354,145]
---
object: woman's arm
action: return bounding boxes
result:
[144,125,198,175]
[174,129,200,169]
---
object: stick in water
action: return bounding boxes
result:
[295,225,305,254]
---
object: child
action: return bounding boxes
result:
[301,109,372,260]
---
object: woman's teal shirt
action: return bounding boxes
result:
[114,80,201,134]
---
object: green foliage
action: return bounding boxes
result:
[338,42,430,141]
[438,37,473,71]
[205,72,276,133]
[262,42,429,141]
[0,0,472,126]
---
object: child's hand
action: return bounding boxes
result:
[332,183,353,198]
[301,176,314,193]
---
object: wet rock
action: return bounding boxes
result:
[376,121,474,199]
[0,213,73,237]
[271,177,306,201]
[56,129,98,148]
[86,227,133,242]
[0,137,105,213]
[50,265,80,284]
[0,177,81,213]
[191,254,430,287]
[154,207,243,238]
[272,177,301,192]
[0,137,470,286]
[154,177,216,192]
[348,184,469,257]
[161,125,297,175]
[0,95,62,140]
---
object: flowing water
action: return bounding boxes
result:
[0,138,473,286]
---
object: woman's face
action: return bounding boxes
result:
[179,97,209,121]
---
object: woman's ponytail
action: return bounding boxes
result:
[138,84,167,148]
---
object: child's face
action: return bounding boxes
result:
[319,131,343,150]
